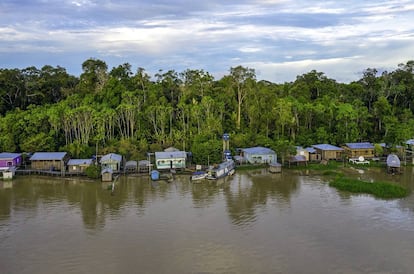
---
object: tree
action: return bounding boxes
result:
[229,66,256,130]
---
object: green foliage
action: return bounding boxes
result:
[1,59,414,162]
[191,135,222,165]
[330,177,409,199]
[85,164,101,179]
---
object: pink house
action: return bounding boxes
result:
[0,152,22,170]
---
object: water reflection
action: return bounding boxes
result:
[2,168,414,273]
[224,170,298,227]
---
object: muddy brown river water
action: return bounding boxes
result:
[1,167,414,273]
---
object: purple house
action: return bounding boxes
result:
[0,152,22,170]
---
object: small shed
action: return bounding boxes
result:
[67,159,93,174]
[155,151,187,170]
[0,152,22,170]
[239,147,277,164]
[386,154,401,174]
[101,153,122,173]
[343,142,375,159]
[29,152,68,171]
[101,168,113,182]
[125,160,137,173]
[312,144,344,161]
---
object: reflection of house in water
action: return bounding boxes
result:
[224,172,298,227]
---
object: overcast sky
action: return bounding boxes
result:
[1,0,413,83]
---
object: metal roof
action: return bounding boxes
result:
[0,152,21,159]
[387,154,400,167]
[155,151,187,159]
[406,139,414,145]
[305,147,316,153]
[67,159,93,165]
[312,144,344,151]
[241,146,276,155]
[345,142,374,149]
[101,167,113,175]
[101,153,122,163]
[30,152,67,161]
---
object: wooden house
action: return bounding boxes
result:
[155,151,187,170]
[343,142,375,159]
[67,159,93,174]
[312,144,344,161]
[100,153,122,173]
[295,146,310,161]
[239,147,277,164]
[305,147,319,162]
[0,152,22,170]
[29,152,68,171]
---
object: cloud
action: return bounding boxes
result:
[0,0,413,83]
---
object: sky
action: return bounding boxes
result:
[1,0,413,83]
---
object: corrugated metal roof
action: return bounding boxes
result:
[67,159,93,165]
[155,151,187,159]
[101,167,113,175]
[0,152,21,159]
[30,152,67,161]
[345,142,374,149]
[289,155,307,162]
[312,144,344,151]
[101,153,122,162]
[387,154,400,167]
[305,147,316,153]
[241,146,276,155]
[406,139,414,145]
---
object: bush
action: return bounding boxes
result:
[330,177,409,199]
[85,164,101,179]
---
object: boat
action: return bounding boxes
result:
[206,159,235,180]
[190,171,207,182]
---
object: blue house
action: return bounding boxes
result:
[239,147,277,164]
[100,153,122,173]
[155,151,187,170]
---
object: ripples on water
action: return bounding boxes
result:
[1,169,414,273]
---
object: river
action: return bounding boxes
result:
[1,167,414,273]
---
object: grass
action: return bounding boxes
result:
[329,177,409,199]
[235,164,268,170]
[289,161,343,171]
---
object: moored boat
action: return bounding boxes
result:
[190,171,207,182]
[206,159,235,180]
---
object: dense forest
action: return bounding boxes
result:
[1,59,414,164]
